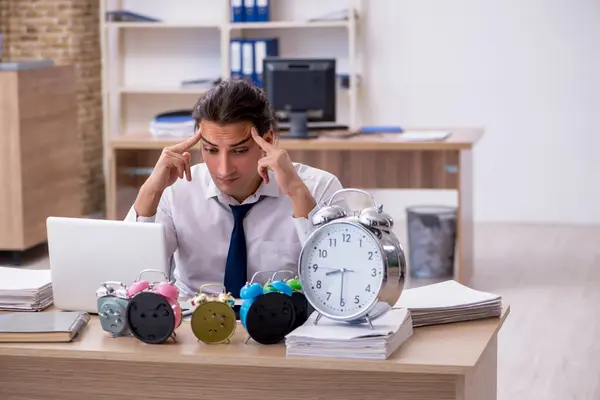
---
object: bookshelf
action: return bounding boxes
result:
[99,0,362,219]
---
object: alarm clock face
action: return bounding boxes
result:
[97,297,129,336]
[191,302,236,344]
[299,220,385,321]
[126,292,175,344]
[245,292,296,345]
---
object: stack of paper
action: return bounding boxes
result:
[285,307,413,360]
[149,111,195,138]
[394,280,502,327]
[0,267,53,311]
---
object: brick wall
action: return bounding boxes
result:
[0,0,104,216]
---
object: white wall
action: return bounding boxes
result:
[361,0,600,224]
[117,0,600,224]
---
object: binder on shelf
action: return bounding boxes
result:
[244,0,256,22]
[241,39,255,84]
[105,10,160,22]
[253,38,278,88]
[231,0,244,23]
[255,0,270,22]
[230,39,243,80]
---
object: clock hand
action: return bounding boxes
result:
[325,269,342,276]
[325,268,355,276]
[340,270,345,308]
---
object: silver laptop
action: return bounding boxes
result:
[46,216,170,314]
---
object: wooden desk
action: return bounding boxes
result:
[107,128,482,283]
[0,306,508,400]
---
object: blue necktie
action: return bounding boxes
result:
[224,203,255,299]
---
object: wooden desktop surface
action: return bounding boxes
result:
[0,306,508,400]
[109,128,483,151]
[0,306,508,375]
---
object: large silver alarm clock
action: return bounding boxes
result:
[298,188,406,329]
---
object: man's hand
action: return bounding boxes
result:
[135,129,203,217]
[252,128,316,218]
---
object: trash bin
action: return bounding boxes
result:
[406,205,457,279]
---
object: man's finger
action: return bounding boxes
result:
[257,157,270,183]
[258,165,269,183]
[169,129,202,153]
[251,127,274,153]
[165,153,187,180]
[183,152,192,182]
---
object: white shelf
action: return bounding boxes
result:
[100,0,363,208]
[105,22,221,29]
[228,20,350,30]
[119,86,210,95]
[105,20,349,30]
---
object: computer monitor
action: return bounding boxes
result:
[262,58,336,139]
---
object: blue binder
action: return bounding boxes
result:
[255,0,270,22]
[241,39,255,84]
[244,0,256,22]
[231,0,244,23]
[253,38,278,87]
[230,39,243,80]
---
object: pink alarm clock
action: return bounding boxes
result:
[126,269,182,344]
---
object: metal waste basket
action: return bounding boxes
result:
[406,205,457,278]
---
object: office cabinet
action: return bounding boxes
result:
[0,65,83,258]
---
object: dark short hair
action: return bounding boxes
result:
[192,79,278,137]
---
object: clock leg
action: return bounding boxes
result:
[365,314,374,330]
[244,335,251,344]
[313,313,323,326]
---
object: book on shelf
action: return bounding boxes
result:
[394,280,503,327]
[105,10,160,23]
[231,0,270,23]
[149,109,195,138]
[285,307,413,360]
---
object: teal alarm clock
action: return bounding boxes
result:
[240,271,296,345]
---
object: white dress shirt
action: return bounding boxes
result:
[124,162,343,296]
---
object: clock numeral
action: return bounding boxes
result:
[340,299,345,307]
[371,268,377,277]
[354,295,360,304]
[326,292,332,300]
[366,284,371,292]
[316,280,322,289]
[359,239,363,247]
[368,251,373,260]
[342,233,351,243]
[312,264,318,272]
[319,249,328,258]
[329,238,336,247]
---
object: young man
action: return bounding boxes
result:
[125,79,343,298]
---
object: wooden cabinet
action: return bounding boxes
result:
[0,65,83,255]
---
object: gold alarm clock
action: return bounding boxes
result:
[190,284,236,344]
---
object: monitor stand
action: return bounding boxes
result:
[280,112,320,139]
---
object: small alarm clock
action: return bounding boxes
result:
[240,271,297,345]
[271,270,314,331]
[125,269,182,344]
[298,188,406,329]
[96,281,130,337]
[190,284,236,344]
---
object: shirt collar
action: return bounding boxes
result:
[205,170,281,202]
